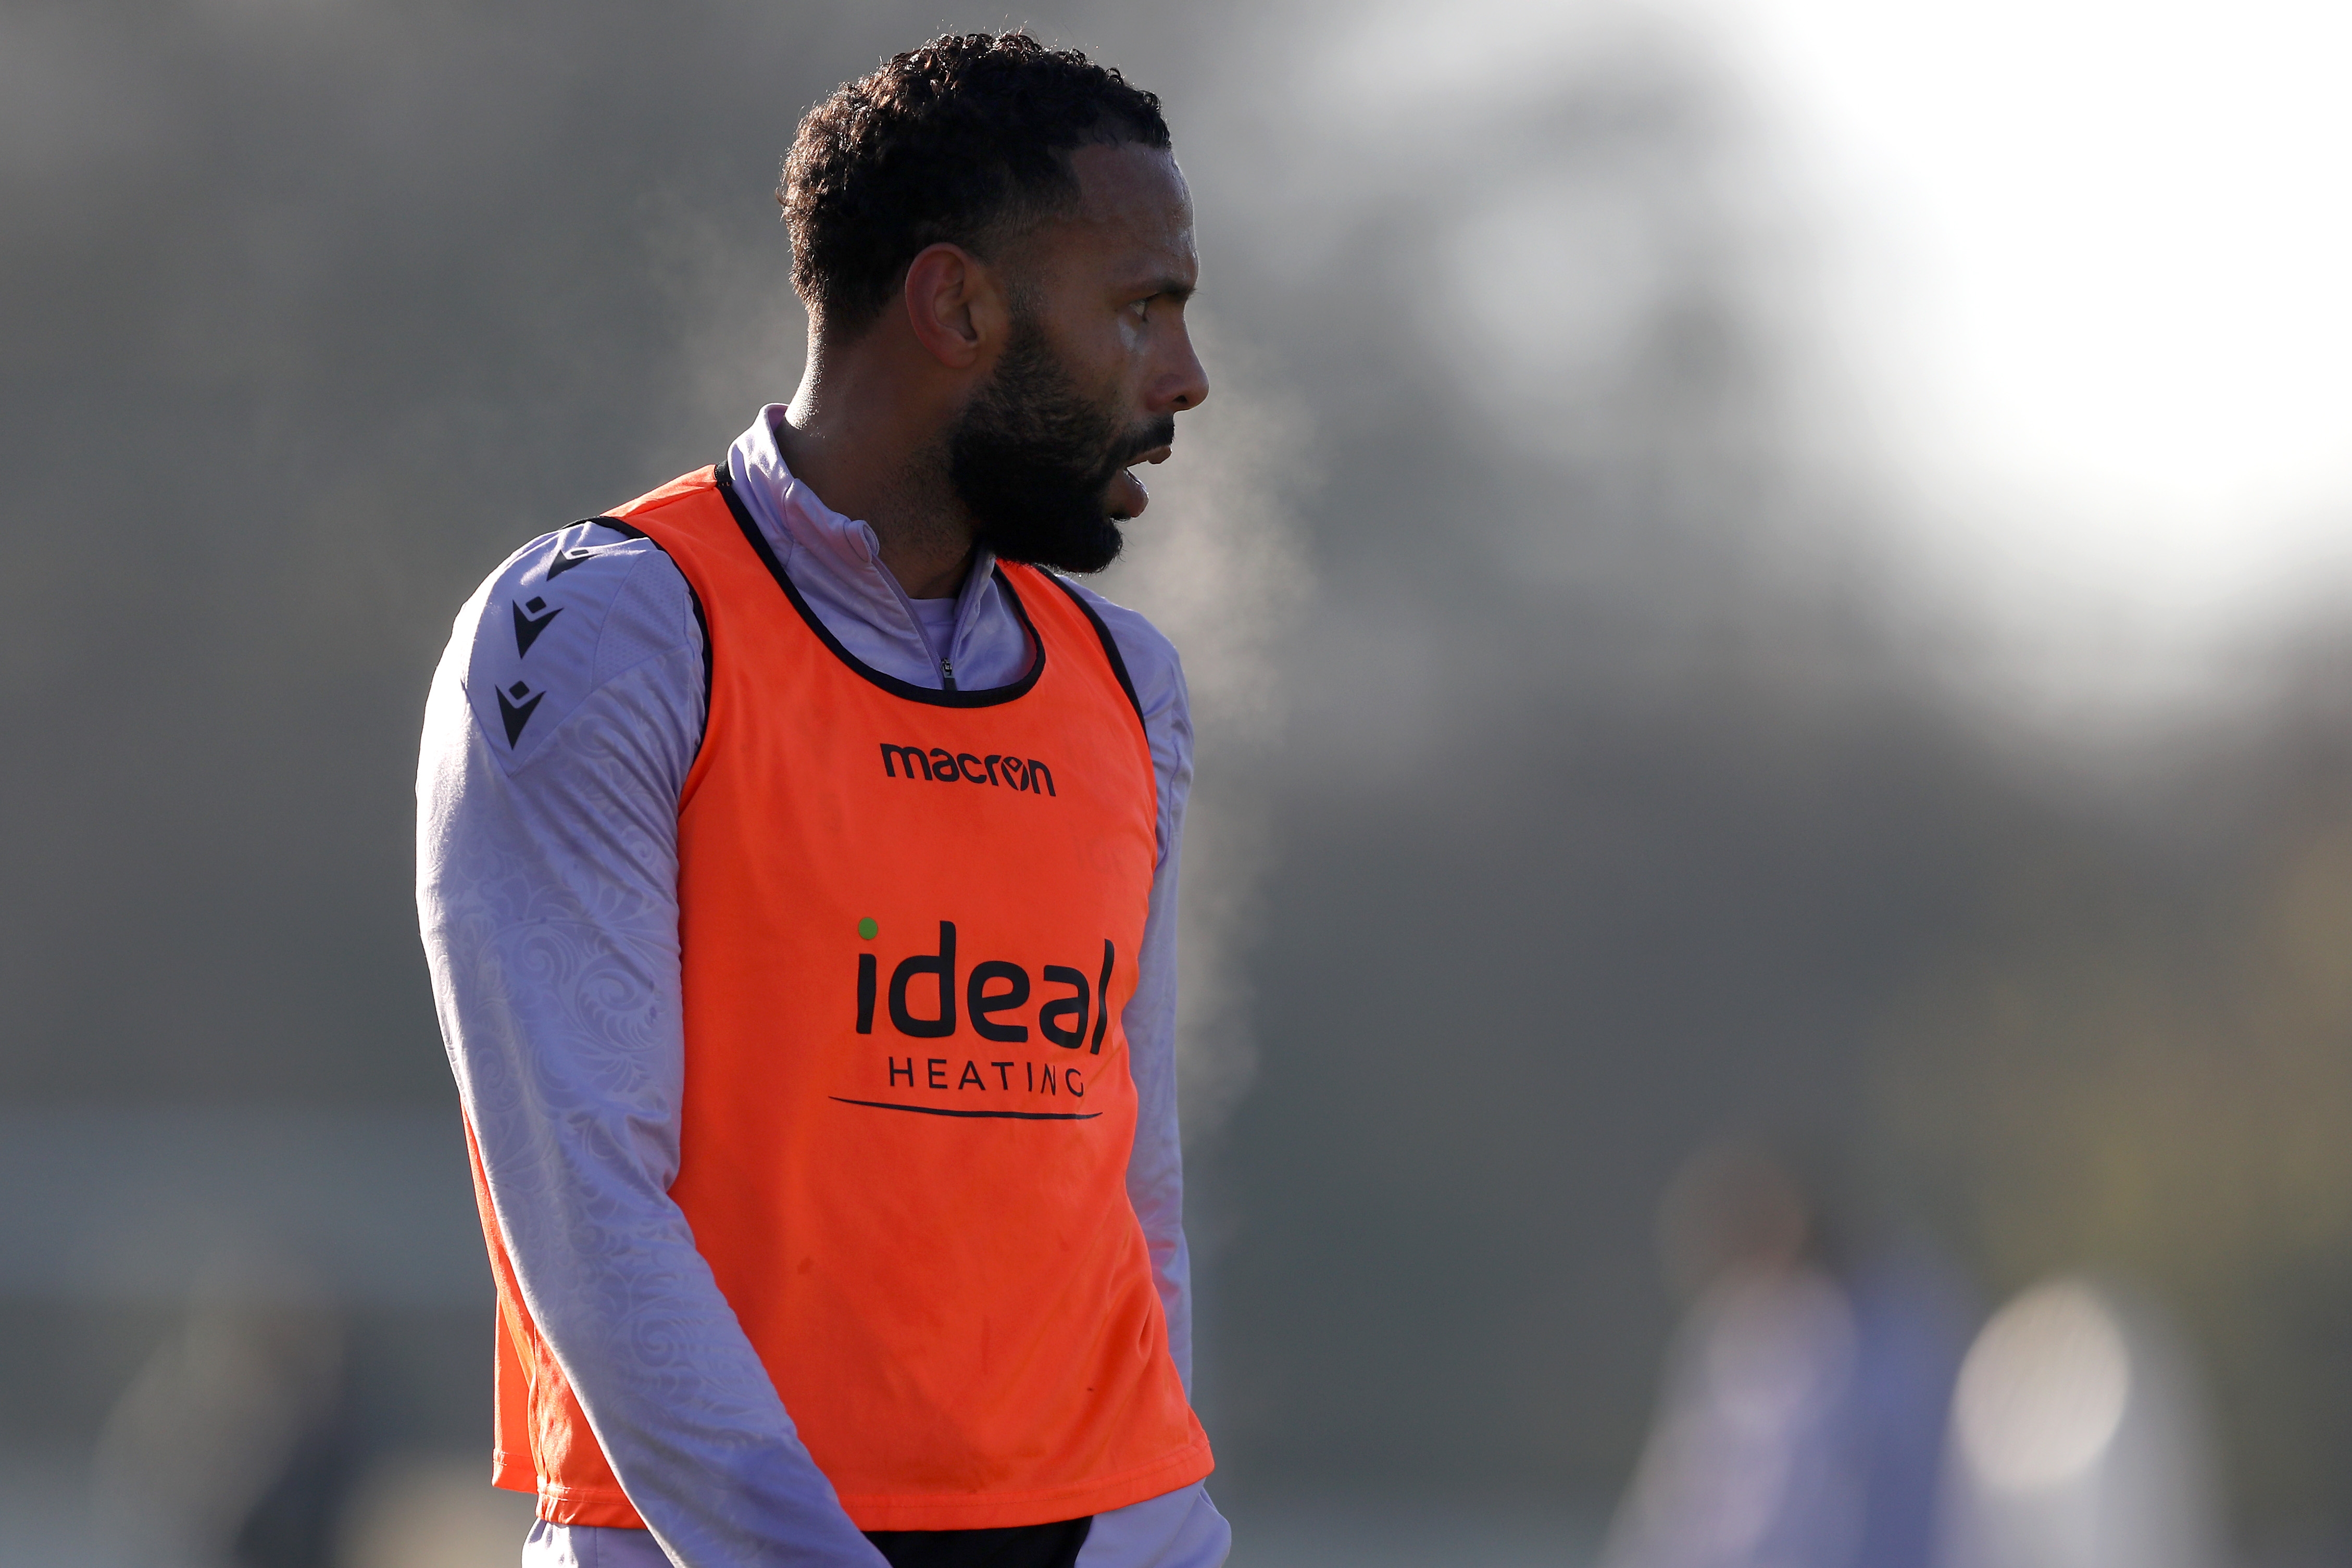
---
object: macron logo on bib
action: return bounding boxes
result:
[880,743,1056,796]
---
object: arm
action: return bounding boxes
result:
[417,528,885,1567]
[1088,591,1199,1392]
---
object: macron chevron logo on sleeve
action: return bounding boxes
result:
[547,542,628,579]
[496,681,544,746]
[512,595,562,655]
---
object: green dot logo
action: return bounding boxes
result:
[857,918,878,940]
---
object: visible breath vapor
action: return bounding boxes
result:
[636,194,811,476]
[1095,317,1315,1143]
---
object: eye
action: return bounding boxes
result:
[1129,296,1152,321]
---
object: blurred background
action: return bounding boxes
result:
[6,1,2352,1563]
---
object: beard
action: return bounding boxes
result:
[947,316,1172,575]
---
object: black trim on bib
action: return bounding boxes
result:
[712,462,1048,709]
[1036,570,1147,732]
[576,513,714,752]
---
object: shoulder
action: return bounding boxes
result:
[445,521,705,770]
[1049,576,1188,733]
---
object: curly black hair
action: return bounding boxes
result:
[781,32,1171,329]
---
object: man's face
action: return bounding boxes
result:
[948,142,1207,573]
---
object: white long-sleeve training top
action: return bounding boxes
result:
[416,407,1228,1568]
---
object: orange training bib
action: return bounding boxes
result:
[467,466,1211,1531]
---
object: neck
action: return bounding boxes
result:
[775,330,978,600]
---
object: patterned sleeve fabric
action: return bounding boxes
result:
[416,524,886,1567]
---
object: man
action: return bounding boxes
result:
[416,33,1223,1568]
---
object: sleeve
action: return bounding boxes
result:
[416,525,887,1568]
[1085,591,1200,1393]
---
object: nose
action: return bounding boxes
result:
[1158,325,1209,416]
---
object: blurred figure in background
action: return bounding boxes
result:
[1600,1141,1968,1568]
[1937,1277,2223,1568]
[89,1253,352,1568]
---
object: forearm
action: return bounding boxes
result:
[1122,850,1195,1391]
[453,1005,874,1566]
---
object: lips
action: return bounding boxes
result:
[1104,436,1172,521]
[1109,466,1151,520]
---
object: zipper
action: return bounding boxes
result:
[875,561,962,692]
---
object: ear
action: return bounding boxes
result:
[902,243,1009,371]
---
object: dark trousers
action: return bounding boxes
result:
[864,1517,1093,1568]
